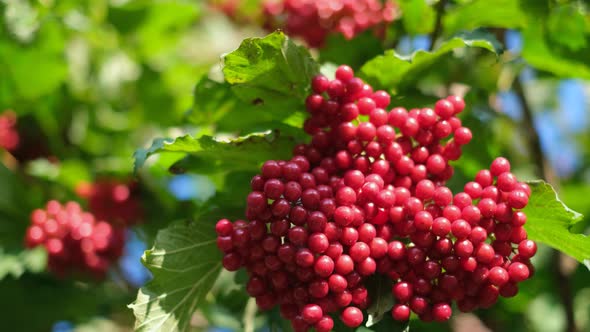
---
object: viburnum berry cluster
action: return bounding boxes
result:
[25,200,125,279]
[0,110,19,151]
[76,180,143,226]
[263,0,397,47]
[208,0,397,47]
[215,65,536,331]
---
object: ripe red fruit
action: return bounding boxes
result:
[340,306,364,328]
[25,200,125,279]
[489,267,510,286]
[301,304,323,324]
[392,282,413,302]
[212,71,537,328]
[508,262,530,282]
[391,304,411,321]
[490,157,511,176]
[518,239,537,259]
[432,303,452,322]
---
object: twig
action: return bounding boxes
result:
[429,0,448,50]
[243,297,257,332]
[512,79,550,181]
[513,78,577,332]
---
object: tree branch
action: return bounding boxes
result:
[429,0,448,51]
[513,78,577,332]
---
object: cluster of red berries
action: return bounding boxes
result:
[0,110,19,151]
[215,65,535,331]
[76,180,143,226]
[25,200,125,279]
[263,0,398,47]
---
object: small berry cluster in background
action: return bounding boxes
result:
[25,201,125,279]
[76,180,143,226]
[207,0,398,48]
[214,65,536,331]
[0,110,19,151]
[263,0,397,47]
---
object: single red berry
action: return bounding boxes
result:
[391,304,411,321]
[508,262,530,282]
[314,316,334,332]
[454,127,473,145]
[336,65,354,81]
[335,255,355,275]
[489,266,510,286]
[340,306,364,328]
[490,157,511,176]
[508,189,529,209]
[215,219,233,236]
[312,75,330,93]
[432,303,452,322]
[301,304,323,324]
[518,239,537,259]
[392,281,413,302]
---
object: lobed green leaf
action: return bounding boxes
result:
[222,31,319,103]
[360,32,502,90]
[134,130,297,174]
[129,220,222,332]
[188,32,319,134]
[524,181,590,270]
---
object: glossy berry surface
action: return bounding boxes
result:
[212,67,536,329]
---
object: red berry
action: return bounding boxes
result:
[340,306,364,327]
[391,304,411,321]
[508,262,530,282]
[518,240,537,259]
[490,157,511,176]
[432,303,452,322]
[301,304,323,324]
[392,282,413,302]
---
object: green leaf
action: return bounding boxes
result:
[546,4,587,51]
[443,0,528,35]
[319,31,386,69]
[360,32,502,90]
[222,31,319,102]
[398,0,436,35]
[134,130,297,174]
[523,181,590,269]
[130,220,222,332]
[365,274,395,327]
[522,17,590,79]
[0,273,130,331]
[188,32,318,134]
[187,77,307,135]
[188,77,236,127]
